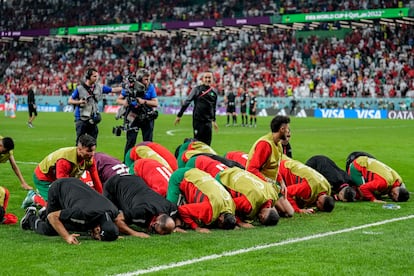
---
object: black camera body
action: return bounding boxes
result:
[112,74,158,136]
[123,74,158,123]
[134,107,159,122]
[88,112,102,125]
[112,123,142,136]
[126,74,146,99]
[112,125,124,136]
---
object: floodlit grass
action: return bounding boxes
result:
[0,111,413,275]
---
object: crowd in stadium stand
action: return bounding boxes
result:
[1,0,412,31]
[2,25,414,100]
[0,0,414,109]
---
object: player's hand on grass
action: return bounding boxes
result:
[372,199,386,204]
[174,227,187,233]
[299,208,315,214]
[238,222,254,228]
[195,227,210,233]
[65,233,80,245]
[134,232,150,238]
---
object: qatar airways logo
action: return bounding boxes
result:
[388,110,414,120]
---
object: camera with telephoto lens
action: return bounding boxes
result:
[122,74,159,122]
[135,108,159,122]
[112,73,158,136]
[126,74,146,99]
[112,108,158,137]
[112,123,141,136]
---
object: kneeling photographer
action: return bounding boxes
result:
[115,68,159,158]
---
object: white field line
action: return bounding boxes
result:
[166,129,182,136]
[115,215,414,276]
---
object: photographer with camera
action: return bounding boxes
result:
[115,68,159,158]
[69,68,123,144]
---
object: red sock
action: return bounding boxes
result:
[33,194,47,208]
[3,188,10,210]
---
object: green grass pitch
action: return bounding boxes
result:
[0,111,413,275]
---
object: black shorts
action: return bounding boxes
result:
[28,104,37,117]
[240,105,247,113]
[226,106,236,113]
[193,120,213,146]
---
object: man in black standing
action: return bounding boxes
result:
[240,87,249,127]
[248,89,257,127]
[174,71,218,146]
[27,84,38,128]
[224,87,237,127]
[290,97,298,115]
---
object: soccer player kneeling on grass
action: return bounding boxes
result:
[348,156,410,203]
[22,134,102,210]
[21,178,120,244]
[306,155,357,202]
[166,167,236,233]
[278,159,335,214]
[103,174,177,237]
[187,154,294,225]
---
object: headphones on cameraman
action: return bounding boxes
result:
[135,68,150,82]
[85,68,97,80]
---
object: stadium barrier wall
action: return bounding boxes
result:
[8,96,413,111]
[3,103,413,120]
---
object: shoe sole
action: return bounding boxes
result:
[20,208,36,230]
